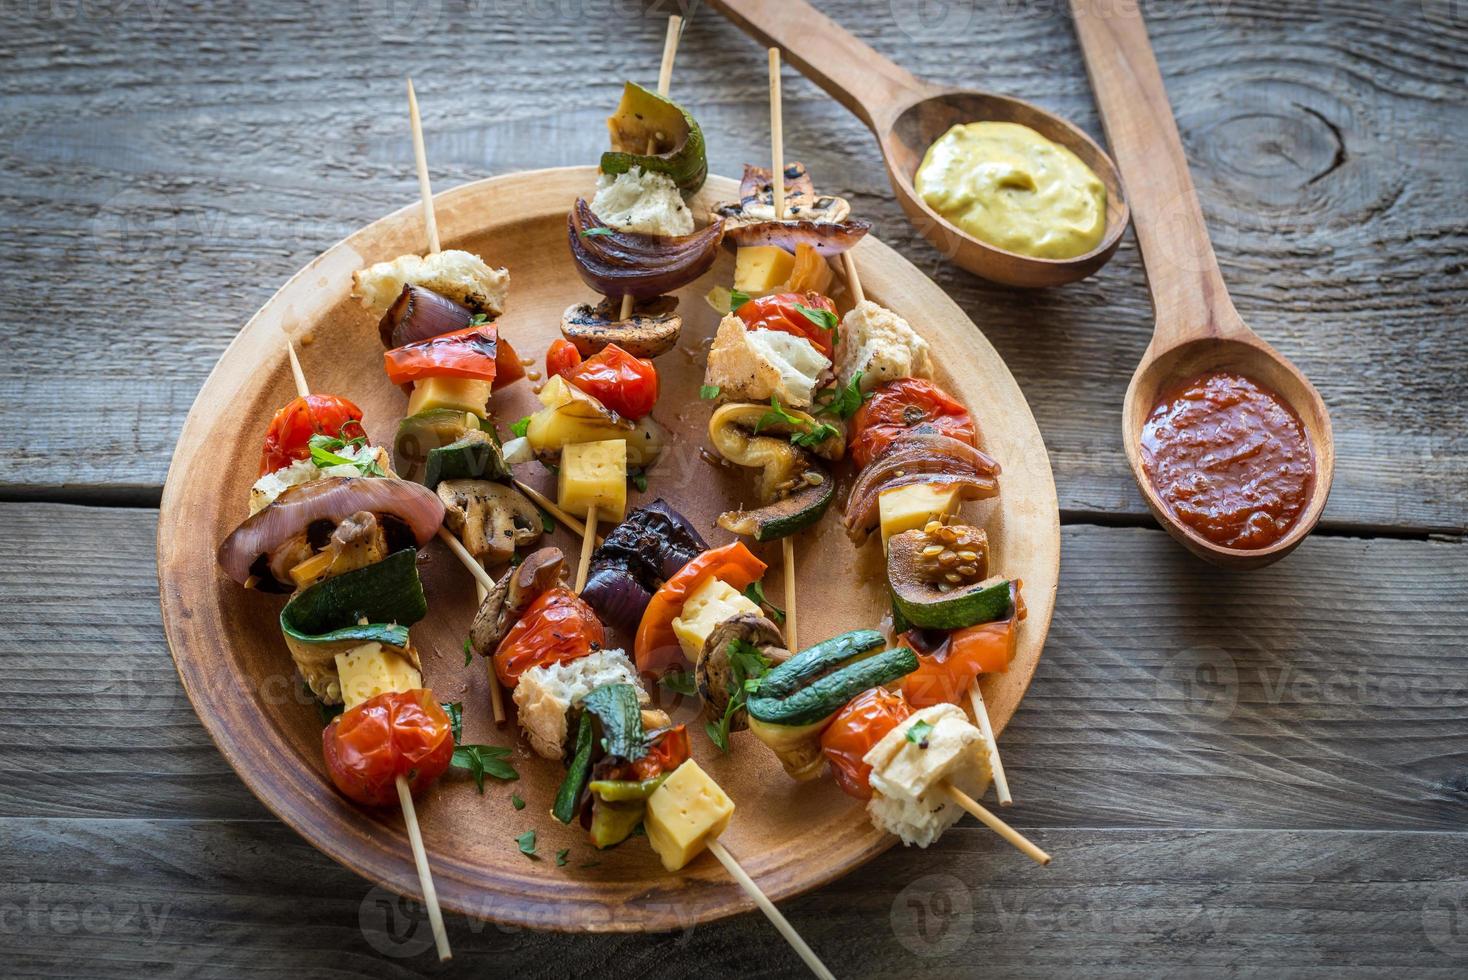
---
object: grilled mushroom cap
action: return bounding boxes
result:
[469,547,566,657]
[697,613,790,732]
[560,295,682,358]
[437,480,542,564]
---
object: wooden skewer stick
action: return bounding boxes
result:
[942,783,1050,865]
[476,572,506,725]
[968,680,1012,806]
[396,776,452,960]
[619,14,684,322]
[841,251,865,306]
[765,47,800,650]
[282,338,452,961]
[406,78,441,255]
[511,479,603,544]
[573,509,599,593]
[707,839,835,980]
[434,528,496,591]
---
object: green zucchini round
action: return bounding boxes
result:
[747,646,919,728]
[754,629,885,701]
[716,476,834,542]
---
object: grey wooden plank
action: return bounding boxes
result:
[0,819,1464,978]
[2,502,1463,832]
[0,1,1464,531]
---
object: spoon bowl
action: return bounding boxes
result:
[1123,333,1335,569]
[709,0,1129,287]
[1073,0,1335,567]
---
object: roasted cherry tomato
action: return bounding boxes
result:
[494,336,526,390]
[600,725,692,783]
[900,583,1024,708]
[321,689,454,807]
[820,687,914,800]
[634,541,767,674]
[849,378,977,469]
[545,337,582,379]
[736,291,839,358]
[493,587,606,688]
[259,393,366,476]
[384,322,498,385]
[559,343,659,420]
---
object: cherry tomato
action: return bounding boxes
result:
[321,689,454,807]
[560,344,660,420]
[259,393,366,476]
[634,542,768,674]
[383,322,499,385]
[545,338,582,379]
[849,378,977,470]
[820,688,914,800]
[494,336,526,390]
[493,587,606,688]
[736,292,839,358]
[601,725,692,782]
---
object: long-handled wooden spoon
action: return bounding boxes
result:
[707,0,1129,287]
[1069,0,1334,568]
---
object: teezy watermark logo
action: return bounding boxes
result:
[1423,883,1468,958]
[1155,644,1240,725]
[359,885,437,958]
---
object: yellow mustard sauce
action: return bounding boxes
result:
[914,121,1107,260]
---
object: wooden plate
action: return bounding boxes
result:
[157,167,1060,932]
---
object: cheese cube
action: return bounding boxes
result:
[558,439,628,522]
[537,374,573,408]
[670,577,761,662]
[405,376,491,418]
[878,483,962,549]
[335,642,423,710]
[733,245,795,294]
[645,759,736,871]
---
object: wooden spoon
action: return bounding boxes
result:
[1069,0,1334,568]
[707,0,1129,288]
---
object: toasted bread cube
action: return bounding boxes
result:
[558,440,628,522]
[645,759,736,871]
[335,642,423,710]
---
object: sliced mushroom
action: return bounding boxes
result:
[560,295,682,358]
[696,613,790,732]
[437,480,543,564]
[469,547,566,657]
[713,162,851,226]
[287,510,390,590]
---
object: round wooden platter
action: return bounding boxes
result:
[157,167,1060,932]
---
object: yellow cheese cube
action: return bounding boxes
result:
[670,577,762,662]
[406,376,491,418]
[558,439,627,522]
[645,759,735,871]
[879,483,962,549]
[733,245,795,294]
[335,642,422,710]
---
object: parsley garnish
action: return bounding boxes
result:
[516,829,537,856]
[660,669,699,697]
[753,396,803,434]
[442,701,463,744]
[728,288,752,311]
[791,422,840,448]
[462,637,472,667]
[511,793,526,811]
[706,638,771,753]
[468,312,489,326]
[754,396,838,448]
[579,226,616,237]
[556,848,570,867]
[742,581,785,626]
[699,384,721,400]
[452,744,518,793]
[794,301,839,347]
[630,469,649,493]
[306,433,384,477]
[510,415,532,438]
[905,719,934,748]
[816,371,865,420]
[539,509,555,534]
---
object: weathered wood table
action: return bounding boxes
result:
[2,1,1464,976]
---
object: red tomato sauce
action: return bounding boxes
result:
[1140,371,1314,550]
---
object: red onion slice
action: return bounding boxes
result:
[378,284,476,349]
[723,217,872,257]
[567,199,724,300]
[217,477,445,585]
[843,434,1001,541]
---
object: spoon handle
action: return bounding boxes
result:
[1069,1,1241,347]
[706,0,933,133]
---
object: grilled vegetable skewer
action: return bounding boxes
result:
[840,251,1011,805]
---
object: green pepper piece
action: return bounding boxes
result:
[600,82,707,194]
[553,711,594,825]
[589,798,648,850]
[587,775,668,803]
[581,683,646,760]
